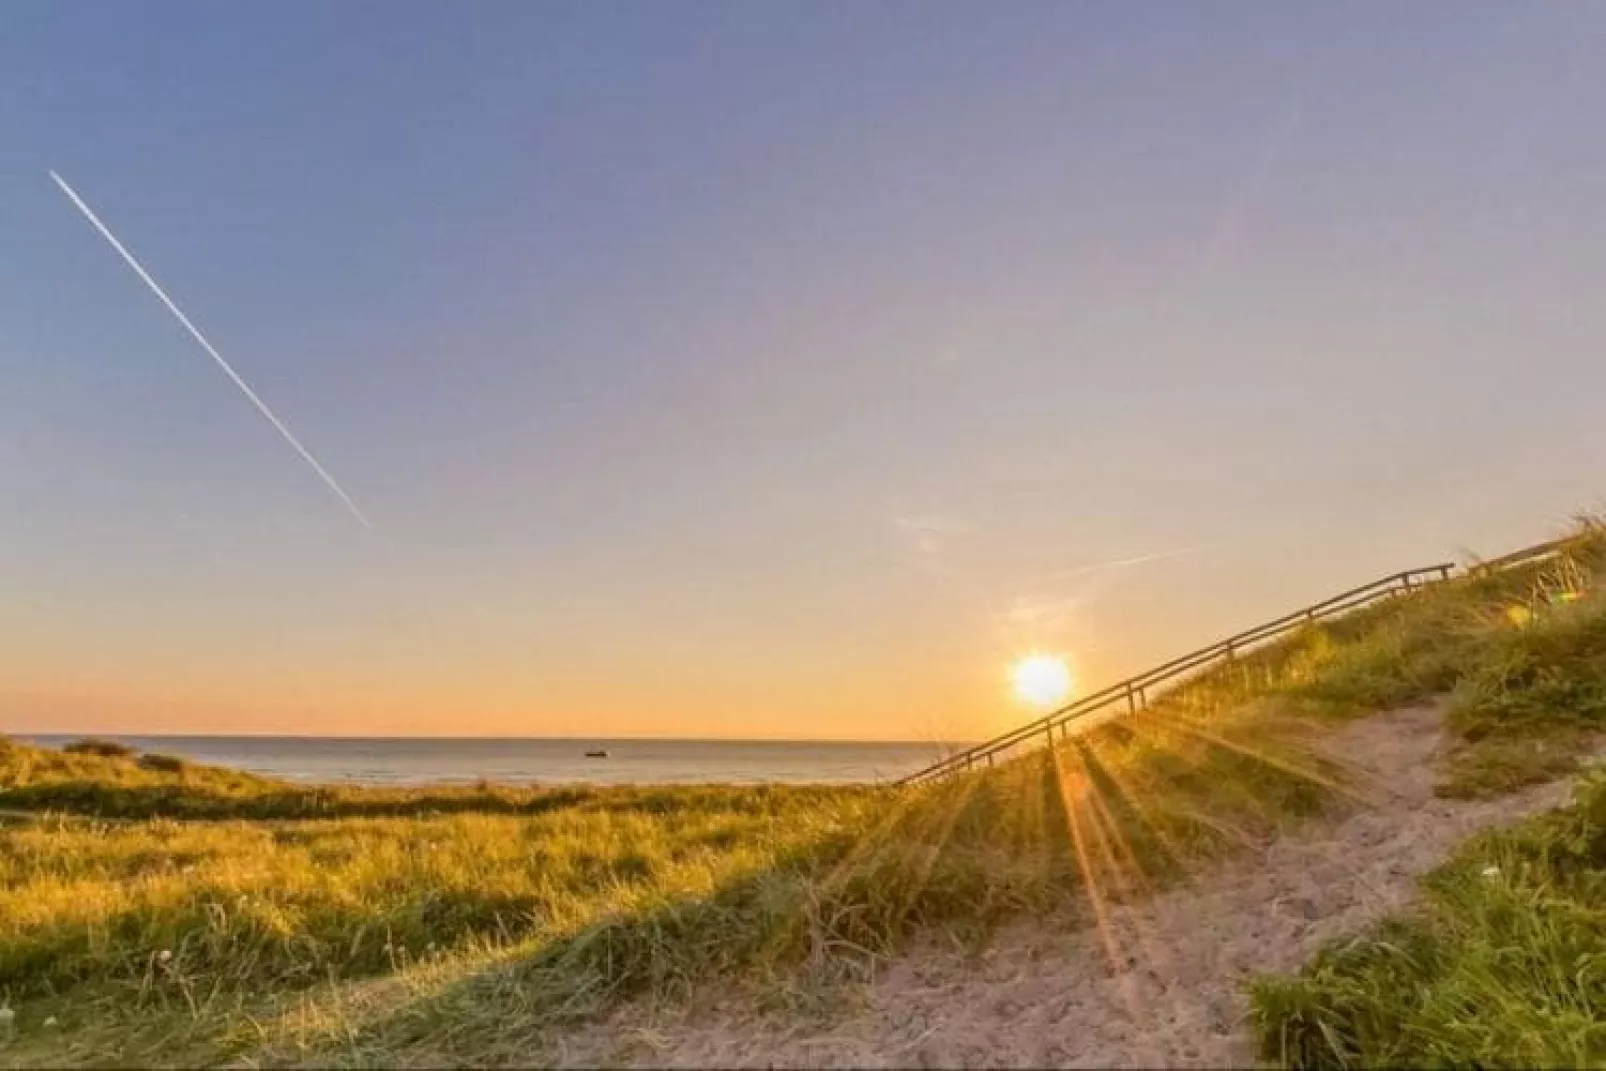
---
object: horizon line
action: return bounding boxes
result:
[12,730,976,747]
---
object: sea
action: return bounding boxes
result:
[18,735,957,787]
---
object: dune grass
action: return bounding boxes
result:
[4,523,1605,1067]
[1247,529,1606,1068]
[0,738,699,821]
[1249,768,1606,1068]
[0,675,1354,1065]
[1263,526,1606,798]
[0,716,1339,1067]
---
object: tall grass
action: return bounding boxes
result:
[0,789,873,1000]
[1249,769,1606,1068]
[1244,527,1606,1068]
[1254,526,1606,797]
[0,695,1353,1066]
[0,739,674,821]
[5,522,1605,1067]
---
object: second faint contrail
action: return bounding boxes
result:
[49,170,372,528]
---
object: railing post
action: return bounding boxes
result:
[897,558,1465,786]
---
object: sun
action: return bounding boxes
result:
[1010,654,1073,709]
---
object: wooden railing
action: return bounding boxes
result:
[897,562,1456,786]
[1465,536,1571,577]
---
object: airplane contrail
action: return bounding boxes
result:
[48,170,372,528]
[1047,541,1224,582]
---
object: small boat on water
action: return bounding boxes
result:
[584,749,610,758]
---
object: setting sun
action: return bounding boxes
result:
[1010,654,1073,709]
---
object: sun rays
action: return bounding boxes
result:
[1011,654,1074,709]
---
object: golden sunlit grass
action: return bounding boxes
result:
[1247,531,1606,1068]
[1250,766,1606,1069]
[0,694,1338,1066]
[4,522,1606,1067]
[0,742,621,821]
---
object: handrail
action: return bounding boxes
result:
[897,561,1456,786]
[1466,536,1571,577]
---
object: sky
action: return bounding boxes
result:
[5,2,1606,741]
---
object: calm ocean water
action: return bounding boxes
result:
[20,735,956,786]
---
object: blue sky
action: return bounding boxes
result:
[5,2,1606,738]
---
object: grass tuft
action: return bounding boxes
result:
[61,738,136,759]
[135,754,189,774]
[1249,771,1606,1069]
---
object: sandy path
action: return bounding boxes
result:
[551,705,1584,1069]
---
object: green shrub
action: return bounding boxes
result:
[62,738,135,758]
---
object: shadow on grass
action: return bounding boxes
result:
[267,719,1358,1067]
[0,780,861,824]
[0,881,578,1001]
[247,755,1082,1066]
